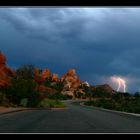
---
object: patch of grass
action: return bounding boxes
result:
[38,99,66,108]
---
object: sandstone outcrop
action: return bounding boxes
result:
[61,69,81,96]
[0,51,15,88]
[52,74,59,82]
[34,67,55,94]
[34,68,52,84]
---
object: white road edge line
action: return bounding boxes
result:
[80,102,140,117]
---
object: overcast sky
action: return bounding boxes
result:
[0,7,140,93]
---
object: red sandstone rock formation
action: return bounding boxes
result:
[34,67,56,94]
[34,68,82,96]
[41,69,51,79]
[0,51,6,65]
[38,85,56,100]
[34,68,52,84]
[61,69,81,96]
[52,74,59,82]
[0,51,15,88]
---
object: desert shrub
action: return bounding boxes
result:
[52,82,63,91]
[74,91,84,99]
[65,94,73,99]
[16,65,35,79]
[84,95,140,114]
[44,77,52,87]
[84,101,95,106]
[48,92,68,100]
[4,78,40,107]
[20,98,28,107]
[38,99,66,108]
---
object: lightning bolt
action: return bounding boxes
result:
[111,76,126,93]
[117,78,121,92]
[119,78,126,92]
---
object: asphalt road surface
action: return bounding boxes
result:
[0,100,140,133]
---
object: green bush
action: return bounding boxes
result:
[20,98,28,107]
[16,65,35,79]
[48,92,66,100]
[84,101,95,106]
[52,82,63,91]
[84,95,140,114]
[4,78,40,107]
[38,99,66,108]
[44,77,52,87]
[26,90,41,107]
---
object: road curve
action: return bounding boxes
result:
[0,100,140,133]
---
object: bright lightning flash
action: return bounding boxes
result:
[111,76,126,93]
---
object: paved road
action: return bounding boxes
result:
[0,100,140,133]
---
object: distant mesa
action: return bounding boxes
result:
[94,84,116,95]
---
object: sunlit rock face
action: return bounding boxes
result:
[34,67,56,94]
[0,51,15,88]
[52,74,59,82]
[34,68,82,96]
[61,69,81,95]
[0,50,6,65]
[34,68,52,84]
[41,69,51,79]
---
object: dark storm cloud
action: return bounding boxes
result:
[0,8,140,92]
